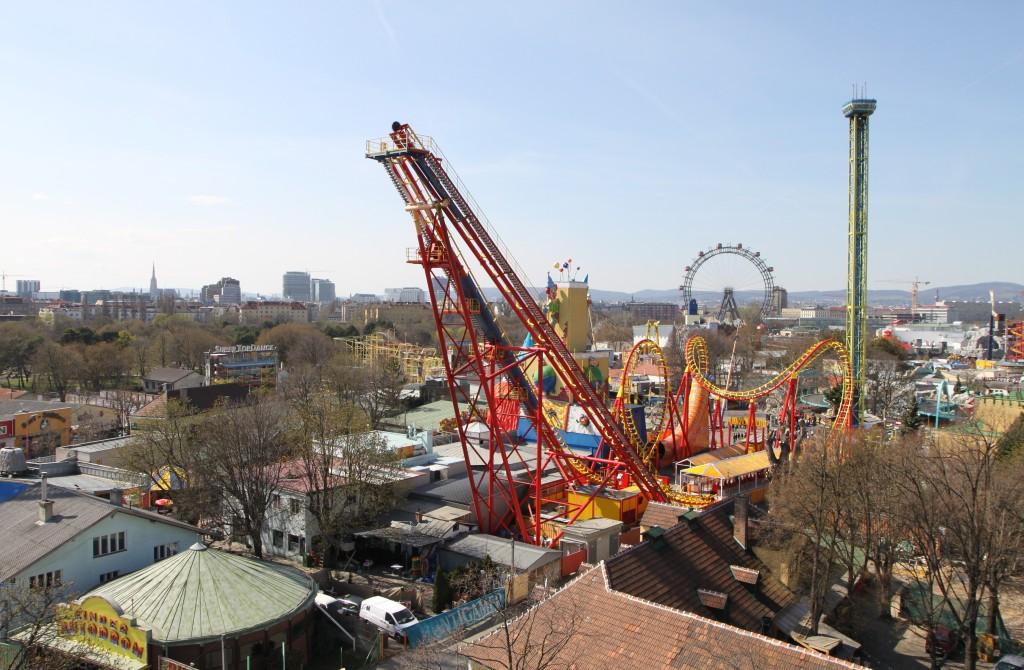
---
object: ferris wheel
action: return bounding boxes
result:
[680,243,776,322]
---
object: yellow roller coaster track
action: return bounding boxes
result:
[684,336,854,443]
[614,338,670,467]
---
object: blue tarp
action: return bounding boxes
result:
[406,589,506,648]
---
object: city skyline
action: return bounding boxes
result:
[1,3,1021,295]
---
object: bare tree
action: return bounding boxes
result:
[198,396,291,557]
[289,392,395,565]
[459,587,586,670]
[894,428,1024,669]
[32,341,81,401]
[0,583,81,670]
[357,359,405,429]
[767,436,848,635]
[123,401,212,525]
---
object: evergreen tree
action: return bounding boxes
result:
[900,395,923,434]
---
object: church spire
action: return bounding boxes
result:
[150,262,158,298]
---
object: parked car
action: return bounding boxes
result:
[359,596,420,640]
[995,655,1024,670]
[336,594,363,616]
[925,626,962,659]
[314,592,358,621]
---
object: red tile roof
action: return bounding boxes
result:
[607,502,795,633]
[461,565,861,669]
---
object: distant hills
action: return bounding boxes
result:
[482,282,1024,307]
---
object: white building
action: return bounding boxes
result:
[0,479,202,596]
[384,287,425,304]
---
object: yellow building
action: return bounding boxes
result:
[0,400,74,458]
[547,281,591,353]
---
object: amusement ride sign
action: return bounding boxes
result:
[57,595,150,665]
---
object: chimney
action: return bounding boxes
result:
[38,474,53,524]
[733,495,749,550]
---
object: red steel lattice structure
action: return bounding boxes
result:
[367,124,667,544]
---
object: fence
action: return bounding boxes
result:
[405,589,505,648]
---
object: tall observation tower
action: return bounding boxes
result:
[843,96,876,426]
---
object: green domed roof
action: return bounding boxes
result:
[91,543,316,644]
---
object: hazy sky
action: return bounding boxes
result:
[1,2,1021,297]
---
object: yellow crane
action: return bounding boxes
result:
[879,277,931,319]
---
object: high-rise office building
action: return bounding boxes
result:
[15,280,41,297]
[311,278,336,304]
[201,277,242,305]
[219,278,242,305]
[282,271,312,302]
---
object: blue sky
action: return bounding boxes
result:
[1,2,1021,296]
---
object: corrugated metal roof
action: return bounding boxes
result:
[443,534,560,572]
[92,543,316,644]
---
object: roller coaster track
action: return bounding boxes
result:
[684,336,854,441]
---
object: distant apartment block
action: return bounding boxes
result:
[15,280,40,297]
[311,278,336,304]
[282,271,312,302]
[350,293,381,304]
[200,277,242,305]
[204,344,279,385]
[384,287,425,303]
[239,300,310,325]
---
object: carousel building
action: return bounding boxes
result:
[39,542,317,669]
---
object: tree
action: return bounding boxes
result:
[459,584,586,670]
[32,342,81,401]
[0,322,43,388]
[900,394,923,434]
[767,437,849,635]
[357,359,405,429]
[258,323,335,369]
[296,428,405,564]
[0,582,82,670]
[123,401,211,525]
[198,396,291,557]
[893,429,1024,670]
[77,342,131,391]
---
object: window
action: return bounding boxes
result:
[29,571,61,589]
[385,613,396,625]
[99,570,119,584]
[287,534,300,553]
[272,530,284,548]
[154,542,178,562]
[272,494,281,508]
[289,498,301,515]
[93,532,126,557]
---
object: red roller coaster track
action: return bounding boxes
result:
[368,124,667,544]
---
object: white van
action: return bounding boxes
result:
[359,596,419,639]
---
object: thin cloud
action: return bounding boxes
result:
[187,194,230,206]
[373,0,400,52]
[31,192,49,201]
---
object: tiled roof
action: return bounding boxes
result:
[132,395,168,419]
[641,501,688,529]
[461,564,862,670]
[605,502,796,633]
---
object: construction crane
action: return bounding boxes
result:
[0,271,28,293]
[879,277,931,319]
[367,123,666,543]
